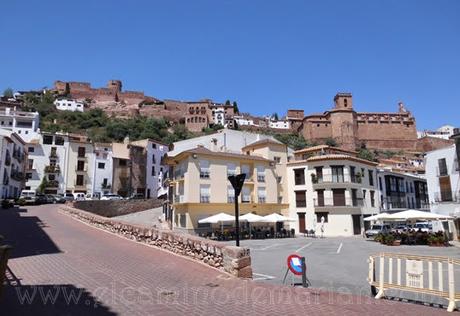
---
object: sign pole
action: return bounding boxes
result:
[234,193,240,246]
[228,173,246,247]
[301,257,307,287]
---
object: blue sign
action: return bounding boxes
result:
[287,254,304,275]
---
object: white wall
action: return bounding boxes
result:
[54,99,85,112]
[145,141,169,198]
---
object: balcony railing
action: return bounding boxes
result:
[75,166,87,172]
[433,191,459,203]
[258,197,266,204]
[200,195,210,203]
[200,170,210,179]
[257,175,265,183]
[227,196,235,203]
[45,165,61,174]
[74,181,87,187]
[241,195,251,203]
[313,198,359,208]
[45,180,59,188]
[10,170,24,181]
[174,195,185,203]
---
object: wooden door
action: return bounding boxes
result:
[298,212,306,233]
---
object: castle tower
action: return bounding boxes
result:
[107,80,122,92]
[330,93,358,150]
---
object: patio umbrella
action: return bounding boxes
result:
[198,213,235,234]
[363,213,391,221]
[240,213,265,239]
[386,210,453,221]
[261,213,296,236]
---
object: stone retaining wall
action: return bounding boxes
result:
[72,199,163,218]
[60,206,252,278]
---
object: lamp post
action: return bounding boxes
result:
[228,173,246,247]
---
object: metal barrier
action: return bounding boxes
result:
[368,252,460,312]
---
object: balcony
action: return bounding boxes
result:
[49,151,59,159]
[75,166,88,173]
[45,165,61,174]
[314,197,361,209]
[433,191,459,203]
[241,195,252,203]
[10,170,24,181]
[4,155,11,166]
[200,195,210,203]
[258,196,266,204]
[74,181,87,189]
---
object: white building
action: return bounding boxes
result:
[90,143,113,198]
[268,119,290,129]
[210,104,234,128]
[0,130,27,199]
[286,146,380,237]
[25,133,70,194]
[0,107,40,142]
[234,115,256,127]
[54,98,85,112]
[425,132,460,237]
[130,139,169,198]
[417,125,456,140]
[376,168,429,213]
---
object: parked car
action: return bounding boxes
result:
[50,194,66,204]
[100,194,123,201]
[35,194,49,205]
[19,190,37,205]
[62,193,74,202]
[365,224,391,238]
[414,222,432,233]
[44,195,56,204]
[128,193,144,200]
[391,225,410,234]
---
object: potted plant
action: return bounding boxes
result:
[385,234,395,246]
[355,172,363,184]
[427,234,439,246]
[311,173,318,184]
[374,233,384,243]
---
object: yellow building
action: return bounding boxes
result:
[166,146,289,234]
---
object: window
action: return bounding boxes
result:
[241,164,251,179]
[258,187,266,203]
[26,173,32,179]
[227,163,236,177]
[331,166,344,183]
[277,176,282,183]
[438,158,448,176]
[227,186,235,203]
[43,135,53,144]
[76,174,84,186]
[152,143,157,149]
[199,160,210,179]
[316,212,329,223]
[274,156,281,164]
[315,167,323,183]
[98,162,105,169]
[77,160,85,171]
[368,170,374,186]
[242,187,251,203]
[55,136,64,146]
[200,185,210,203]
[350,166,357,183]
[316,190,325,206]
[28,147,34,153]
[295,190,306,207]
[27,159,33,170]
[332,189,346,206]
[152,154,156,164]
[78,147,86,158]
[370,191,375,207]
[378,177,382,190]
[294,168,305,185]
[103,178,108,186]
[257,165,265,182]
[151,166,155,176]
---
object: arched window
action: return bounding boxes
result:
[344,99,348,107]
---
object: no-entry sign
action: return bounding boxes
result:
[287,254,304,275]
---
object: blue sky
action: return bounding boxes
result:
[1,0,459,130]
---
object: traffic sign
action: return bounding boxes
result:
[287,254,304,276]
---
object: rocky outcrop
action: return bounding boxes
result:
[60,206,252,278]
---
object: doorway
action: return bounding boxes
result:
[297,212,306,233]
[352,215,361,235]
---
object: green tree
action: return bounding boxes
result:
[37,177,49,193]
[325,137,338,147]
[274,133,311,150]
[357,148,377,162]
[272,112,279,120]
[232,101,239,114]
[2,88,13,98]
[225,100,231,106]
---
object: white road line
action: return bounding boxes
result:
[336,242,343,254]
[295,242,312,253]
[255,244,279,251]
[253,273,276,281]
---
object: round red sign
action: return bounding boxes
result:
[287,254,304,276]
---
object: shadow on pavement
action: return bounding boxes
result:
[0,206,61,259]
[1,283,116,316]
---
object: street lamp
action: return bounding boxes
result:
[228,173,246,247]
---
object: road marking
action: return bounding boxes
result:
[336,242,343,254]
[254,244,279,251]
[253,272,276,281]
[295,242,312,253]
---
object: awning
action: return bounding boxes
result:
[363,213,391,221]
[198,213,235,224]
[240,213,265,223]
[261,213,296,223]
[386,210,453,221]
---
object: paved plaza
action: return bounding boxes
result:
[0,205,454,315]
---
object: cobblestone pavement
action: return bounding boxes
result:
[0,205,451,315]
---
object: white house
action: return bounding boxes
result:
[425,132,460,238]
[269,119,290,129]
[286,146,380,237]
[417,125,456,140]
[54,98,85,112]
[0,130,27,199]
[234,115,256,127]
[91,143,113,198]
[0,107,40,142]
